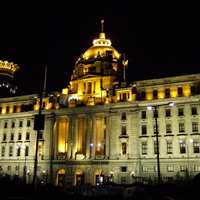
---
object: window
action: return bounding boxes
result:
[192,122,198,132]
[193,141,200,153]
[11,121,15,128]
[10,133,14,141]
[17,147,21,156]
[179,141,186,154]
[141,91,146,100]
[191,107,197,115]
[19,121,23,128]
[121,112,126,121]
[165,88,170,98]
[26,132,30,140]
[166,124,172,134]
[178,87,183,97]
[38,131,43,140]
[153,110,158,118]
[4,122,8,129]
[9,146,13,157]
[3,133,6,141]
[121,126,127,135]
[121,166,127,172]
[25,146,29,156]
[1,146,5,157]
[194,165,200,172]
[167,165,174,172]
[180,165,186,172]
[166,141,173,154]
[141,142,147,155]
[165,109,171,117]
[27,120,31,127]
[141,125,147,135]
[87,82,92,94]
[154,141,158,154]
[178,108,184,116]
[122,143,127,155]
[141,111,146,119]
[18,133,22,141]
[153,90,158,99]
[179,123,185,133]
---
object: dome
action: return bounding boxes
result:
[78,30,121,62]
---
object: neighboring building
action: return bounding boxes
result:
[0,60,19,97]
[0,22,200,186]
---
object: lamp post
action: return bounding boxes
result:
[147,102,175,184]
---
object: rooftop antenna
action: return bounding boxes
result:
[101,19,104,32]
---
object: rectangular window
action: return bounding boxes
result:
[9,146,13,157]
[153,90,158,99]
[27,120,31,127]
[17,147,21,157]
[141,142,147,155]
[167,141,173,154]
[165,109,171,117]
[19,121,23,128]
[4,122,8,129]
[121,112,126,121]
[141,111,146,119]
[192,122,198,132]
[166,124,172,133]
[25,146,29,156]
[180,165,186,172]
[167,165,174,172]
[18,133,22,140]
[26,132,30,140]
[121,126,127,135]
[38,131,43,140]
[191,107,197,115]
[1,146,5,157]
[141,125,147,135]
[10,133,14,141]
[179,123,185,133]
[165,88,170,98]
[3,133,6,141]
[87,82,92,94]
[122,143,127,155]
[178,87,183,97]
[193,141,200,153]
[180,141,186,154]
[178,108,184,116]
[11,122,15,128]
[121,166,127,172]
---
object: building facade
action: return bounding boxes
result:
[0,25,200,186]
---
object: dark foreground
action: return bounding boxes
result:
[1,177,200,200]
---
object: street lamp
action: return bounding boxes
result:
[147,102,175,184]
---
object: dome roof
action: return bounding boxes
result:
[79,29,121,62]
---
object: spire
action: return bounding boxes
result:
[99,19,105,39]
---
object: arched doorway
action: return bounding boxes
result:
[56,168,65,187]
[95,169,104,186]
[75,169,84,186]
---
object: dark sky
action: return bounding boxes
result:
[0,2,200,95]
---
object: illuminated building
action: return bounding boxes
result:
[0,60,19,97]
[0,21,200,186]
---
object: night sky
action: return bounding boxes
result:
[0,2,199,95]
